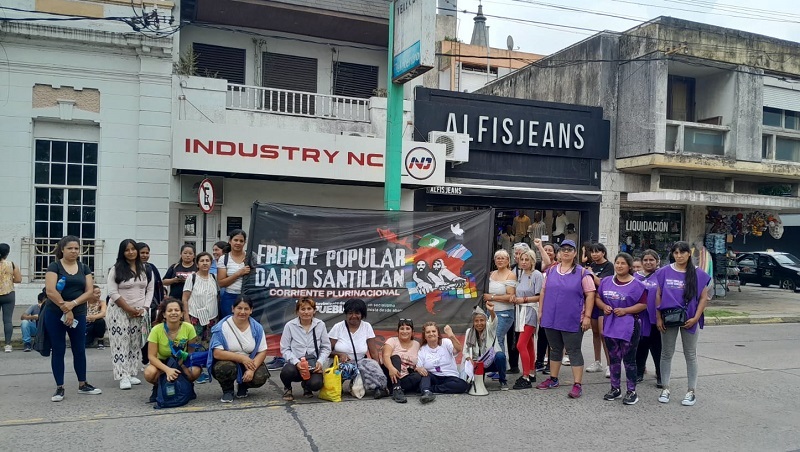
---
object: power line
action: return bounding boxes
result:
[609,0,800,23]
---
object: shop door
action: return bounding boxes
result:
[180,211,220,252]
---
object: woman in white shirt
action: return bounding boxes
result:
[208,297,269,403]
[416,321,468,404]
[217,230,251,319]
[182,252,219,384]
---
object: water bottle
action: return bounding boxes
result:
[56,276,66,292]
[298,357,311,381]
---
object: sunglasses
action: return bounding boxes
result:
[398,318,414,327]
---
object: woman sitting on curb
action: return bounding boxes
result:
[208,297,269,403]
[416,322,468,404]
[279,298,331,401]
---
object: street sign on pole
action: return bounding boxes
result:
[198,178,214,251]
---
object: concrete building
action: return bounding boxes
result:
[478,17,800,263]
[0,0,176,299]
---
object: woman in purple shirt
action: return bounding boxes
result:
[655,241,712,407]
[635,249,662,388]
[536,240,595,399]
[596,253,647,405]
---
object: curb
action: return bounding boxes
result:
[705,316,800,326]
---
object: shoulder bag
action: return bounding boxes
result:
[345,326,365,399]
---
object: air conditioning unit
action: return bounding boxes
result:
[341,131,376,138]
[428,132,470,163]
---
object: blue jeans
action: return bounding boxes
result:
[495,310,514,355]
[21,319,37,345]
[483,351,507,384]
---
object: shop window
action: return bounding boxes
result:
[33,139,98,280]
[618,210,682,263]
[667,75,695,122]
[192,43,246,84]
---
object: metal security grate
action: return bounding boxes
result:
[333,61,378,99]
[193,43,246,84]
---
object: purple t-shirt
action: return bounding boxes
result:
[635,271,659,337]
[655,264,712,334]
[598,276,646,341]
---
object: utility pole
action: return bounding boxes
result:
[384,0,403,211]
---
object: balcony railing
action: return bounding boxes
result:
[226,84,371,122]
[665,120,729,156]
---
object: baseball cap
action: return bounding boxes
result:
[560,239,577,249]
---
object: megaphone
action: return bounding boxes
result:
[469,360,489,396]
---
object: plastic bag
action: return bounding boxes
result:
[350,373,365,399]
[318,355,342,402]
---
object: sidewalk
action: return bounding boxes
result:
[3,285,798,346]
[705,285,800,325]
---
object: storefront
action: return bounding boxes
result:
[412,88,610,253]
[171,120,446,256]
[618,210,683,262]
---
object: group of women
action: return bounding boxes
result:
[38,230,255,403]
[32,233,709,408]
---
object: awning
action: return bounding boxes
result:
[627,190,800,212]
[426,178,602,203]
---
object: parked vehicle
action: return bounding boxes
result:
[736,252,800,291]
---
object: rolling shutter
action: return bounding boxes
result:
[263,52,318,114]
[334,62,379,99]
[192,43,246,84]
[764,86,800,111]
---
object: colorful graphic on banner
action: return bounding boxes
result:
[242,203,493,336]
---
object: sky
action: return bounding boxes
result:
[451,0,799,55]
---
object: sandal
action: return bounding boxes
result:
[283,388,294,401]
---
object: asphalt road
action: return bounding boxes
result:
[1,323,799,452]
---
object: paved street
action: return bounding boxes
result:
[1,323,799,451]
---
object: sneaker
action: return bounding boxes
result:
[283,388,294,401]
[535,363,545,372]
[196,373,210,384]
[128,376,142,386]
[374,388,389,399]
[236,385,249,399]
[221,391,234,403]
[487,372,499,380]
[512,376,532,390]
[420,390,436,404]
[508,367,520,375]
[51,387,65,402]
[605,367,611,379]
[78,383,102,395]
[568,383,583,398]
[303,389,314,398]
[542,366,550,375]
[623,390,639,405]
[119,377,132,390]
[658,389,670,403]
[585,360,602,372]
[266,357,286,370]
[392,387,407,403]
[636,375,644,383]
[656,378,663,389]
[603,387,622,400]
[23,343,32,352]
[563,355,571,366]
[4,344,11,353]
[148,385,158,403]
[536,377,559,390]
[681,391,696,406]
[499,382,509,391]
[97,343,105,350]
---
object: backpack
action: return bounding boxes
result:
[155,357,196,409]
[191,272,218,290]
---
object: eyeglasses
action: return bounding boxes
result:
[560,247,576,252]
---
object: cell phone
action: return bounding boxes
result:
[60,314,79,328]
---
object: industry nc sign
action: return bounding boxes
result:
[172,121,445,185]
[392,0,435,83]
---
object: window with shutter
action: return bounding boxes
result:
[263,52,318,115]
[192,43,246,85]
[333,62,379,99]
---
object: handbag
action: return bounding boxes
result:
[477,334,497,368]
[345,324,365,399]
[661,307,687,328]
[318,355,342,402]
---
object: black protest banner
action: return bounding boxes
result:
[242,202,493,336]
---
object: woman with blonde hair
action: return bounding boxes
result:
[483,249,517,384]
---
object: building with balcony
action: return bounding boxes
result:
[0,0,176,296]
[478,17,800,261]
